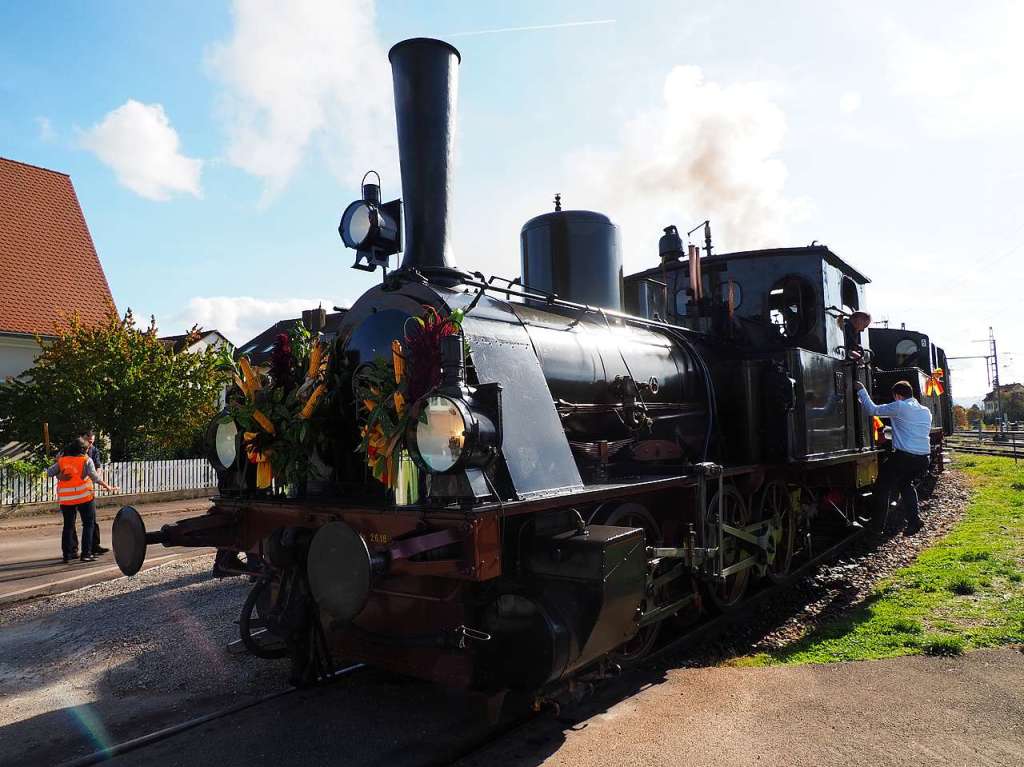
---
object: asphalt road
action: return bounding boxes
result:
[0,500,214,604]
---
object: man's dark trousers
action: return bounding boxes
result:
[873,450,930,527]
[61,501,96,560]
[69,444,104,554]
[68,513,102,554]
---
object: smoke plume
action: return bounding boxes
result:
[565,65,807,268]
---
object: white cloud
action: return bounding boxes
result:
[207,0,396,199]
[886,6,1024,137]
[35,116,55,142]
[563,65,808,269]
[839,91,861,114]
[171,296,339,347]
[80,100,203,200]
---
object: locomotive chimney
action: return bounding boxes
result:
[389,38,462,277]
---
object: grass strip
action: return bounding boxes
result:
[734,454,1024,666]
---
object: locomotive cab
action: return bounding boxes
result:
[624,245,875,461]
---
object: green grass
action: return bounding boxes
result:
[734,455,1024,666]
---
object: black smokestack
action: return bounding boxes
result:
[388,38,461,275]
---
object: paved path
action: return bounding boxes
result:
[0,499,214,605]
[462,648,1024,767]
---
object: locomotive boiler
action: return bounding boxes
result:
[112,37,948,697]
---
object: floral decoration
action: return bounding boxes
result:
[354,305,464,488]
[223,322,330,490]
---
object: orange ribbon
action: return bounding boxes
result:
[872,416,885,442]
[243,431,273,489]
[924,368,945,397]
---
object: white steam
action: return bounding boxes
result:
[565,65,807,268]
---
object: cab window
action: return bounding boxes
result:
[767,276,814,339]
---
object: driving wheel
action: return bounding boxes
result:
[755,480,796,582]
[703,485,752,611]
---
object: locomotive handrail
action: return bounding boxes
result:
[456,274,707,338]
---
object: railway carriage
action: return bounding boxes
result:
[112,38,949,698]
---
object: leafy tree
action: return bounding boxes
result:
[953,404,969,431]
[968,404,983,427]
[0,309,230,460]
[1004,388,1024,423]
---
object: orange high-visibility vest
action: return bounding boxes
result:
[56,455,94,505]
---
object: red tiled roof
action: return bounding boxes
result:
[0,157,114,337]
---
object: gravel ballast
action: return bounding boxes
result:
[0,555,289,764]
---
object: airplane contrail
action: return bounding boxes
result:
[449,19,616,38]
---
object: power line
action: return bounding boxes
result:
[974,218,1024,270]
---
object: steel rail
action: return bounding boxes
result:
[55,663,366,767]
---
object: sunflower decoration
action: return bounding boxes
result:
[354,305,464,488]
[225,322,331,491]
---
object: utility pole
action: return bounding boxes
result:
[951,327,1005,432]
[983,327,1004,431]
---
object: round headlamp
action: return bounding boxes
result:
[407,394,497,474]
[413,395,467,472]
[207,413,240,473]
[339,201,376,249]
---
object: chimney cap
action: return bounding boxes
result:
[388,37,461,63]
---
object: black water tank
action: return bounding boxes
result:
[521,210,623,310]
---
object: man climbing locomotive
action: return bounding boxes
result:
[111,38,949,696]
[856,379,933,535]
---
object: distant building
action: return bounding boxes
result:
[0,157,115,381]
[159,329,234,355]
[983,383,1024,415]
[236,308,347,367]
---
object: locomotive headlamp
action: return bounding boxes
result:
[407,394,498,474]
[206,411,247,493]
[339,201,376,249]
[339,171,403,272]
[213,419,239,471]
[414,395,468,472]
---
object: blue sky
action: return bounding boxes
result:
[2,1,1021,399]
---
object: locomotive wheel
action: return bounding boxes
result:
[240,579,289,659]
[755,480,796,582]
[703,486,752,611]
[590,503,663,667]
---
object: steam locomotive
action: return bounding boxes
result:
[112,38,951,695]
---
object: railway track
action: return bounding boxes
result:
[56,663,367,767]
[946,441,1021,460]
[56,524,867,767]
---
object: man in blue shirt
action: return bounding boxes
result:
[855,380,933,534]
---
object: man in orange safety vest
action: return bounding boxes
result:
[46,437,119,563]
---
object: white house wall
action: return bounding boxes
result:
[0,335,43,381]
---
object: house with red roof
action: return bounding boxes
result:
[0,157,115,381]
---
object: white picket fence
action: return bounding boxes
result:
[1,458,216,506]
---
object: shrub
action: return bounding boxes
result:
[921,635,965,656]
[887,618,923,634]
[948,577,976,596]
[959,551,991,562]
